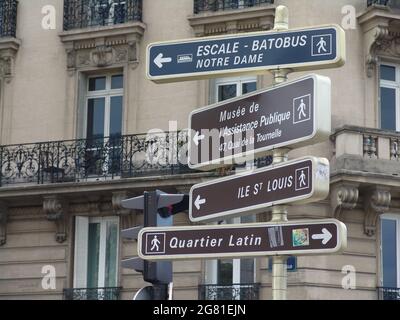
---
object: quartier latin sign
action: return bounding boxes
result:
[188,74,331,170]
[138,219,347,260]
[147,25,345,83]
[189,156,329,223]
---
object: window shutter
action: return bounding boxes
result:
[73,216,89,288]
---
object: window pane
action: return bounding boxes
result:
[218,84,237,102]
[111,75,123,89]
[105,222,118,288]
[380,87,397,131]
[240,259,254,284]
[218,260,233,285]
[381,219,397,287]
[89,77,106,91]
[381,65,396,82]
[109,96,123,139]
[242,82,257,94]
[87,223,100,288]
[87,98,105,143]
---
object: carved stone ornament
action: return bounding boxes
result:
[363,187,391,237]
[0,38,21,82]
[358,6,400,77]
[43,196,68,243]
[0,202,8,246]
[59,22,145,72]
[330,183,359,221]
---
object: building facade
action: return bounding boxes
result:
[0,0,400,300]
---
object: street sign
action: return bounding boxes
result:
[189,156,329,223]
[188,74,330,170]
[268,256,297,272]
[137,219,347,260]
[146,25,345,83]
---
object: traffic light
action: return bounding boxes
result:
[120,190,189,299]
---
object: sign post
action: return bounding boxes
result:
[137,219,347,260]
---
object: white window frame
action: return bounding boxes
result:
[84,73,124,140]
[380,213,400,288]
[215,76,258,103]
[73,216,120,289]
[379,63,400,132]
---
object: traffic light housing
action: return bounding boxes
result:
[120,190,189,299]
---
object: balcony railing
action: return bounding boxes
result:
[377,287,400,300]
[367,0,400,8]
[63,0,142,31]
[194,0,274,14]
[0,132,193,187]
[63,287,122,300]
[199,283,260,300]
[0,0,18,38]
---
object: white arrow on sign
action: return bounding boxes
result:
[154,53,172,69]
[311,228,332,245]
[193,131,205,146]
[194,195,206,210]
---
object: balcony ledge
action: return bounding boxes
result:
[188,5,276,36]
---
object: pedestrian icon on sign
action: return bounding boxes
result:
[299,170,307,187]
[312,34,332,57]
[145,232,166,254]
[150,235,161,251]
[293,94,311,124]
[297,99,307,119]
[295,167,310,191]
[316,37,327,54]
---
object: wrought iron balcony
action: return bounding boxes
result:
[377,287,400,300]
[0,132,193,187]
[367,0,400,8]
[199,283,260,300]
[63,0,142,31]
[63,287,122,300]
[0,0,18,38]
[194,0,274,14]
[0,131,272,187]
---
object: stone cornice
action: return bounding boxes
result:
[188,5,275,36]
[43,195,69,243]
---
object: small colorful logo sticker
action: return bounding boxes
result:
[292,228,310,247]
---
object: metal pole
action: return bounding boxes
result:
[270,5,291,301]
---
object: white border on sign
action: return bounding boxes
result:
[295,166,310,191]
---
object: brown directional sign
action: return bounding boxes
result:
[138,219,347,260]
[189,156,329,223]
[188,74,331,170]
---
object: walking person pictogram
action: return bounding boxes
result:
[299,170,307,187]
[297,99,307,119]
[317,37,327,54]
[150,235,161,251]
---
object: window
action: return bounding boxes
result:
[205,76,258,298]
[84,74,123,175]
[380,214,400,289]
[74,216,119,291]
[379,64,400,131]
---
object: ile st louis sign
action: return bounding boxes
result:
[147,25,345,83]
[188,74,331,170]
[137,219,347,260]
[189,156,329,223]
